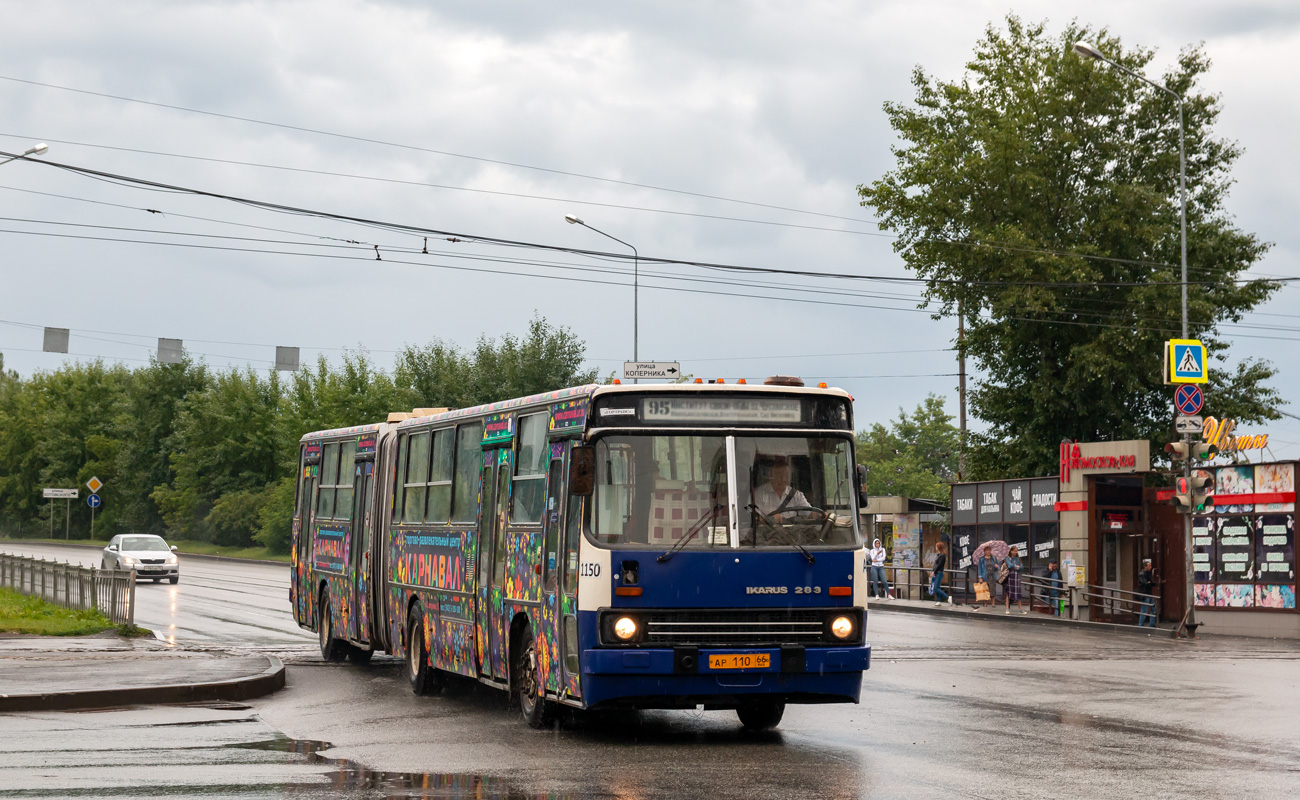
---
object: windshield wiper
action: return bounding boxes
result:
[657,503,723,563]
[746,503,815,564]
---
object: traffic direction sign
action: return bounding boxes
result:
[1176,415,1204,435]
[1175,385,1204,416]
[86,476,103,493]
[623,361,681,380]
[43,488,78,499]
[86,493,102,509]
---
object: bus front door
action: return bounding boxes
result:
[348,460,374,645]
[475,448,511,681]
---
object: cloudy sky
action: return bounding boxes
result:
[2,1,1298,459]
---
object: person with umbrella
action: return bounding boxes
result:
[974,541,1009,609]
[1002,545,1026,614]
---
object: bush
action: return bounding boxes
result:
[205,489,267,548]
[254,477,295,555]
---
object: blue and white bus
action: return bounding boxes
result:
[291,378,871,729]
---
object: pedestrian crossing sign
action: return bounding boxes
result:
[1167,339,1208,384]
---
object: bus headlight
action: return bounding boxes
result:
[613,617,639,641]
[830,615,855,640]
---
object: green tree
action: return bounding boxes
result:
[153,367,284,543]
[857,395,960,500]
[857,17,1278,479]
[112,357,210,533]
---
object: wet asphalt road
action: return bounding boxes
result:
[1,541,313,648]
[3,541,1300,798]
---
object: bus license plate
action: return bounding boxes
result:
[708,653,771,670]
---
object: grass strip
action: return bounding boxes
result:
[0,587,114,636]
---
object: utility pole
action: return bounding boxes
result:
[957,299,967,482]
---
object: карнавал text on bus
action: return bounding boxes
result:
[290,378,872,729]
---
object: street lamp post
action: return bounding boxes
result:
[1074,41,1196,636]
[565,214,639,373]
[0,142,49,167]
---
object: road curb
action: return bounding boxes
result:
[0,539,289,567]
[0,654,286,712]
[871,601,1174,638]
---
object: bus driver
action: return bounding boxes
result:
[752,456,821,523]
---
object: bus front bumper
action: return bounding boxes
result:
[579,644,870,709]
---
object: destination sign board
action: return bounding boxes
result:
[641,397,801,424]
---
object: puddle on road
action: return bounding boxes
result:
[230,734,597,799]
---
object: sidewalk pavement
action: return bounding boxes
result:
[868,595,1173,637]
[0,635,284,712]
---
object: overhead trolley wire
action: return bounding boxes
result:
[3,150,1288,289]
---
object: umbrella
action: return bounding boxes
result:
[974,540,1009,562]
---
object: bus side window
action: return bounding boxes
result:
[451,423,484,522]
[543,457,564,589]
[317,442,339,519]
[563,489,583,595]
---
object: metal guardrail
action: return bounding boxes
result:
[0,552,135,625]
[872,565,1160,624]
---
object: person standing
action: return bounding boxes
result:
[867,538,893,600]
[930,541,952,606]
[1136,559,1158,627]
[1045,560,1064,616]
[975,546,994,609]
[1003,546,1025,614]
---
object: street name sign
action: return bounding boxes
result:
[86,476,103,493]
[623,361,681,380]
[43,488,78,499]
[1175,415,1204,435]
[1167,339,1208,384]
[86,493,102,509]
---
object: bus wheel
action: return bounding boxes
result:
[514,626,556,729]
[736,700,785,730]
[318,592,347,662]
[347,647,374,665]
[407,604,444,696]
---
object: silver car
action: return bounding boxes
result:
[101,534,180,584]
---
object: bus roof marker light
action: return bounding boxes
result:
[612,379,621,385]
[717,378,725,384]
[764,376,805,387]
[694,378,704,384]
[737,378,747,384]
[818,382,828,389]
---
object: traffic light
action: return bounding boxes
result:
[1170,475,1193,512]
[1189,472,1214,513]
[1191,443,1219,461]
[1164,442,1190,461]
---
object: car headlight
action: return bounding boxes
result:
[614,617,638,641]
[120,556,135,567]
[166,556,178,565]
[830,615,855,640]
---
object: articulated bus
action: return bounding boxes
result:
[290,379,871,729]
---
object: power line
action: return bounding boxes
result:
[12,149,1268,282]
[0,75,874,226]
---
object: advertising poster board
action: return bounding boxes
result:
[1216,515,1254,582]
[1192,515,1215,583]
[1216,466,1255,514]
[891,513,921,570]
[1255,463,1295,513]
[1254,514,1294,586]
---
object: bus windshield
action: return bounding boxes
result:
[592,434,860,549]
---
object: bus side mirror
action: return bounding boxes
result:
[570,445,596,496]
[856,464,869,509]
